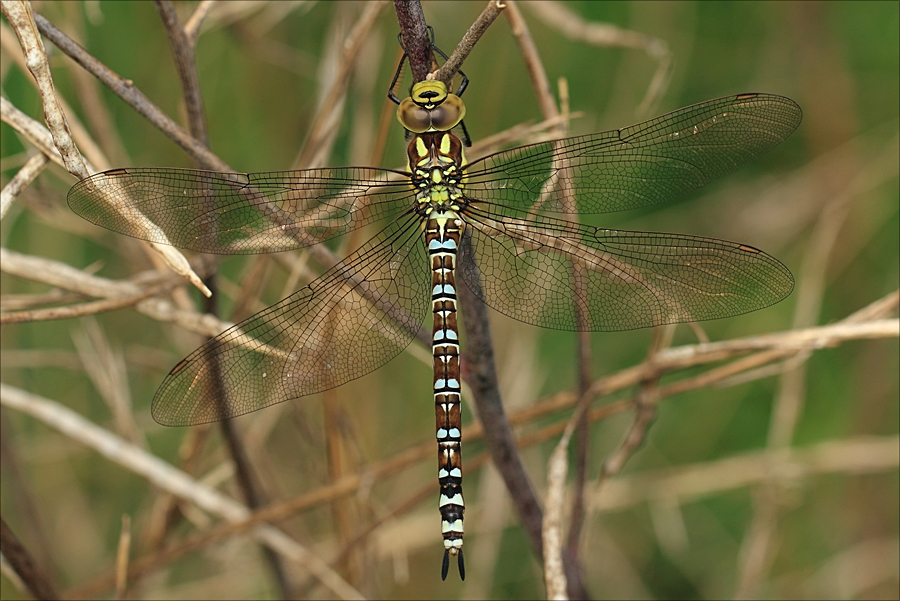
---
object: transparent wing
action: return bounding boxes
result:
[462,93,801,217]
[459,206,793,331]
[68,166,414,254]
[151,213,429,426]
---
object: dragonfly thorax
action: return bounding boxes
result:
[408,131,467,216]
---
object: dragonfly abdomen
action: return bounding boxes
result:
[425,213,466,580]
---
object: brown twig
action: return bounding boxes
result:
[0,247,228,337]
[0,516,59,601]
[432,1,507,84]
[392,0,431,82]
[504,1,559,124]
[155,0,209,147]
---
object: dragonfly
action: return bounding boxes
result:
[68,60,801,579]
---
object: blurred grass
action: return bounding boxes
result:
[1,1,898,599]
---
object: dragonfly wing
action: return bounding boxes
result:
[462,94,801,216]
[68,166,414,254]
[151,213,429,426]
[459,207,793,332]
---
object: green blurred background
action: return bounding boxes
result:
[1,1,897,599]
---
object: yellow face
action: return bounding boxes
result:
[397,80,466,133]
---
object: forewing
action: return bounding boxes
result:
[462,94,801,217]
[68,166,414,254]
[151,213,429,425]
[459,207,793,331]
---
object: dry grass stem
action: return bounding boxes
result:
[31,10,228,172]
[293,1,385,169]
[0,383,365,601]
[114,514,131,600]
[0,97,207,295]
[591,435,899,513]
[543,434,569,600]
[0,248,228,337]
[523,1,672,116]
[0,151,48,219]
[0,0,88,179]
[72,319,145,448]
[0,14,113,171]
[184,0,216,44]
[432,1,507,84]
[504,1,559,122]
[155,0,209,146]
[0,95,86,171]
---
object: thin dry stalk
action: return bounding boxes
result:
[114,514,131,600]
[0,0,87,179]
[0,275,200,324]
[72,319,145,448]
[0,248,227,337]
[0,383,365,601]
[523,1,672,116]
[1,95,84,171]
[0,151,48,219]
[432,1,507,84]
[155,0,209,146]
[0,14,113,171]
[184,0,216,44]
[504,0,559,123]
[141,424,213,554]
[293,1,385,169]
[31,11,225,171]
[0,95,207,296]
[0,517,59,601]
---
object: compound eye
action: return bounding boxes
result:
[397,98,432,132]
[429,94,466,131]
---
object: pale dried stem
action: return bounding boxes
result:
[72,319,146,448]
[1,96,86,171]
[0,0,87,179]
[523,1,672,116]
[0,383,365,601]
[184,0,217,44]
[543,434,570,600]
[0,93,209,295]
[0,151,48,219]
[590,435,899,513]
[0,248,227,337]
[0,17,112,171]
[293,1,385,169]
[504,1,559,123]
[432,0,507,84]
[114,514,131,600]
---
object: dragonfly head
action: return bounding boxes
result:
[397,80,466,134]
